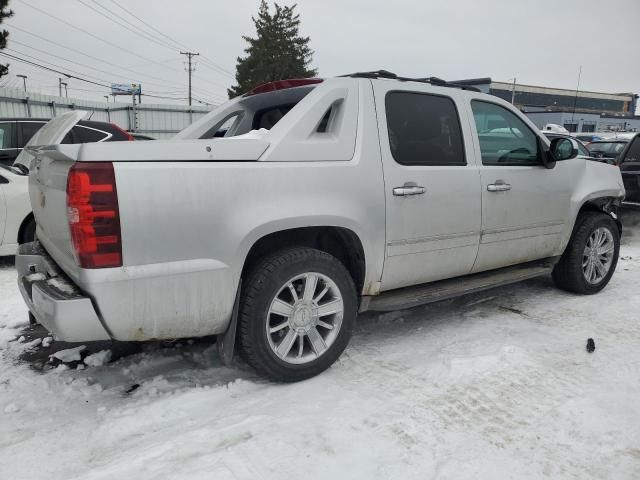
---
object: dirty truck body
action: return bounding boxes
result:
[16,75,625,381]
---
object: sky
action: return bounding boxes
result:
[2,0,639,108]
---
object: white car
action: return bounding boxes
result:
[0,164,33,256]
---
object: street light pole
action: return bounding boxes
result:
[17,74,27,92]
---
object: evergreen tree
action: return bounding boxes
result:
[0,0,12,78]
[228,1,317,98]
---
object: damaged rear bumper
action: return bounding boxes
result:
[16,242,111,341]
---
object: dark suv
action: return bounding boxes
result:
[0,118,132,166]
[617,133,640,204]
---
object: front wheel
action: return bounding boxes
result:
[238,248,357,382]
[552,212,620,294]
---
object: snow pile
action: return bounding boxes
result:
[84,349,112,367]
[50,345,86,363]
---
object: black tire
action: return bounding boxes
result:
[552,212,620,294]
[20,217,36,244]
[238,247,357,382]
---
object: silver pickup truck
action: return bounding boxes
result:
[16,71,625,381]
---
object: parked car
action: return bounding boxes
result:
[587,139,629,160]
[617,133,640,204]
[16,72,625,382]
[129,132,156,141]
[0,118,132,166]
[0,117,133,256]
[0,164,32,256]
[573,133,603,144]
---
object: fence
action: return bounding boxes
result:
[0,87,214,139]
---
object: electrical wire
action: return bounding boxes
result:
[76,0,182,52]
[6,25,226,102]
[106,0,234,78]
[17,0,184,71]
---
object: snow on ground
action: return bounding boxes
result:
[1,211,640,480]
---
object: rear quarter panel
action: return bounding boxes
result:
[88,79,386,341]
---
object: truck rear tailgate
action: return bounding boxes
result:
[29,153,79,277]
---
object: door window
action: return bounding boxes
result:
[385,92,465,166]
[471,101,541,166]
[0,122,15,149]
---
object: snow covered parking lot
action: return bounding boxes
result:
[1,210,640,480]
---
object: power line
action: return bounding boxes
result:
[6,25,225,102]
[76,0,180,52]
[0,51,110,88]
[107,0,190,51]
[106,0,234,79]
[17,0,184,71]
[6,47,218,104]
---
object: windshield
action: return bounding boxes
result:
[588,141,628,157]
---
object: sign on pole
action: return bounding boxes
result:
[111,83,142,96]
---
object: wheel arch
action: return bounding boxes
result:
[241,226,367,297]
[17,211,35,244]
[577,197,622,235]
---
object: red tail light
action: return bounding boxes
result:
[66,162,122,268]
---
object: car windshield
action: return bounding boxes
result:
[588,141,628,157]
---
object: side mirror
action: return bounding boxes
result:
[549,137,578,162]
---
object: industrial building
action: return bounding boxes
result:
[455,78,640,133]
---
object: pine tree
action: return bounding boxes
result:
[0,0,12,78]
[228,1,317,98]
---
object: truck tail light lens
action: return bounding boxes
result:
[66,162,122,268]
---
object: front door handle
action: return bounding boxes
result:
[393,182,426,196]
[487,181,512,192]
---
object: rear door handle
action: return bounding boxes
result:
[393,182,425,196]
[487,182,512,192]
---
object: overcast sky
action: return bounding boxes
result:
[3,0,640,108]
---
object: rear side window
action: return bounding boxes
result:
[0,122,15,149]
[385,92,465,166]
[72,126,109,143]
[471,101,540,166]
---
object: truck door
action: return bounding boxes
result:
[467,99,574,272]
[373,83,482,291]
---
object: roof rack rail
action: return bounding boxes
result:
[342,70,481,92]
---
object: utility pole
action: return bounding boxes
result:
[17,74,27,92]
[511,77,517,105]
[63,82,68,98]
[180,51,199,106]
[59,77,63,97]
[104,95,109,103]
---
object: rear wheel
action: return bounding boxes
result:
[238,247,357,382]
[552,212,619,294]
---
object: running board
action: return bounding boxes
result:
[361,258,558,313]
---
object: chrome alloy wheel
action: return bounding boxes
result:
[266,272,344,365]
[582,227,615,284]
